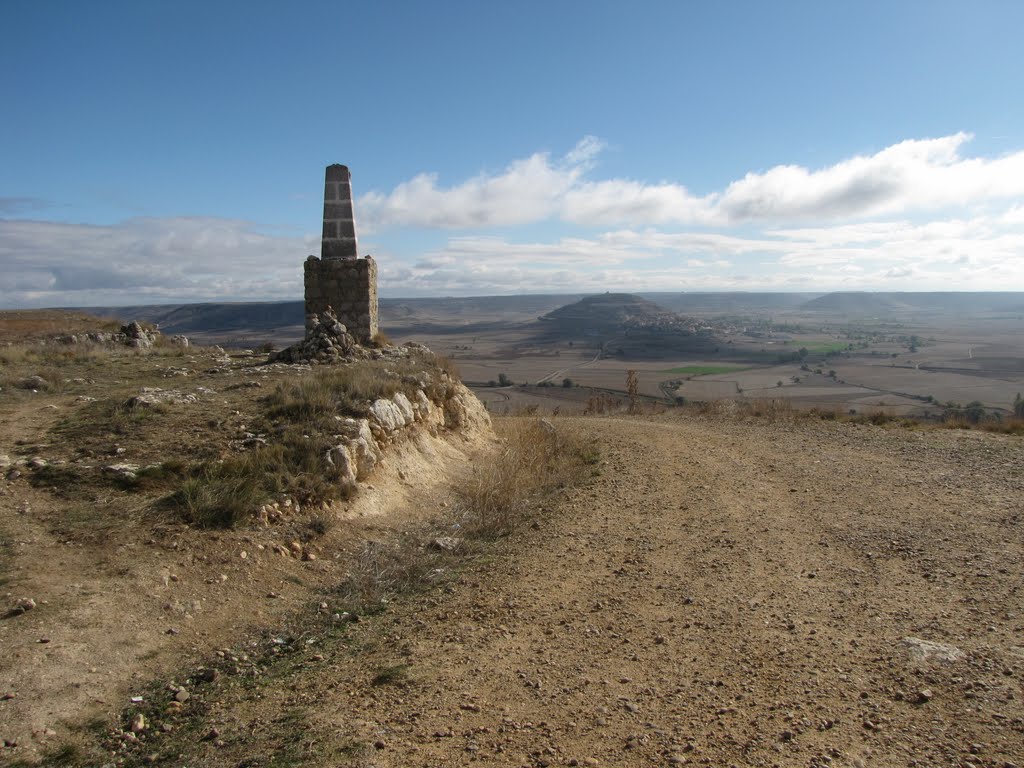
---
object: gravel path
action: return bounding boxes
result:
[316,415,1024,767]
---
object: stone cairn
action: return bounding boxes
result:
[271,164,380,364]
[269,306,365,364]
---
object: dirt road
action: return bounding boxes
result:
[281,414,1024,768]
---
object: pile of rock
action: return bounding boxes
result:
[269,307,365,364]
[55,321,188,349]
[125,387,199,409]
[120,320,160,348]
[323,379,490,494]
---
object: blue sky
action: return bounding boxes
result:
[3,0,1024,307]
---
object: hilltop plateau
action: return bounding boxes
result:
[0,310,1022,767]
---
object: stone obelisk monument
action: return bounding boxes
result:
[304,164,378,343]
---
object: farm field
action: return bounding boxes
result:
[661,364,748,376]
[73,291,1024,419]
[381,294,1024,419]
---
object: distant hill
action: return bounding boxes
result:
[802,292,1024,315]
[800,292,908,314]
[74,302,306,345]
[377,294,583,334]
[69,291,1024,346]
[74,295,586,345]
[537,293,720,358]
[539,293,673,334]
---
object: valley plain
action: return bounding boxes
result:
[93,292,1024,421]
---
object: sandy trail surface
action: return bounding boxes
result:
[299,415,1024,768]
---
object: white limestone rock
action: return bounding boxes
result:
[392,392,415,424]
[327,444,357,488]
[414,389,432,419]
[369,398,406,432]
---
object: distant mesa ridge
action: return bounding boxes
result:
[69,291,1024,341]
[800,291,1024,313]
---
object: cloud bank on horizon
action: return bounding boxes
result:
[3,133,1024,307]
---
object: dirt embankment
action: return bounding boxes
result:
[4,406,1024,767]
[0,343,494,762]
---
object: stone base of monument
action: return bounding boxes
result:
[304,255,378,345]
[269,307,368,364]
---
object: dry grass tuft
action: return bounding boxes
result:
[335,416,597,613]
[167,429,349,528]
[171,470,265,529]
[455,417,595,539]
[264,356,454,424]
[335,537,444,615]
[371,664,412,686]
[369,330,394,348]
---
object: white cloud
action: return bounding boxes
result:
[718,134,1024,222]
[5,133,1024,306]
[361,133,1024,231]
[376,204,1024,295]
[563,135,606,167]
[359,137,605,232]
[562,179,710,226]
[1001,204,1024,224]
[0,217,314,307]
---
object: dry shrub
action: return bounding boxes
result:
[455,417,595,539]
[432,353,460,381]
[688,398,911,427]
[745,398,800,420]
[584,392,622,415]
[335,537,445,615]
[693,399,740,418]
[981,416,1024,435]
[944,414,1024,435]
[336,416,597,614]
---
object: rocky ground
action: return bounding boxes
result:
[191,413,1018,768]
[2,326,1023,766]
[0,328,492,764]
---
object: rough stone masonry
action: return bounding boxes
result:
[304,164,379,343]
